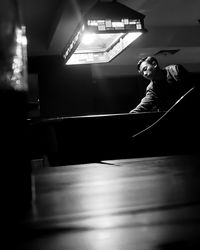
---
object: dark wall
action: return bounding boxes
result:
[28,55,148,118]
[28,56,95,117]
[92,76,147,114]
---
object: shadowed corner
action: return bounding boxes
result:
[157,240,200,250]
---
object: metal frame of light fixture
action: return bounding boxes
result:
[62,0,147,65]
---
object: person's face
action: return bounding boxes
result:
[139,61,157,80]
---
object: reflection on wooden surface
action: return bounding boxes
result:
[19,154,200,249]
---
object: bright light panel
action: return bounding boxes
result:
[65,32,142,65]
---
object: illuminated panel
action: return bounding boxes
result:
[11,26,28,91]
[63,18,145,65]
[65,32,142,65]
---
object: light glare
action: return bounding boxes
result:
[81,33,95,45]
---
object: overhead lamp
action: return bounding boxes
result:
[62,0,147,65]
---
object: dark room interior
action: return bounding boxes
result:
[1,0,200,249]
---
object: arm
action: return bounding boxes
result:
[129,88,158,113]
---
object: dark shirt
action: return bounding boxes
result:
[130,64,193,113]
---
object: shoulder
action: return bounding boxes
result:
[165,64,188,75]
[165,64,189,80]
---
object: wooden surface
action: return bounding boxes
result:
[18,154,200,249]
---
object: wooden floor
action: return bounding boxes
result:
[17,154,200,249]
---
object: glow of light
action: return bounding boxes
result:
[81,32,95,45]
[66,29,143,65]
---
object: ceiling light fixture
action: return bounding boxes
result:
[62,0,147,65]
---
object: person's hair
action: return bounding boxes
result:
[137,56,159,72]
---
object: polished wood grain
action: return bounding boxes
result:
[19,154,200,249]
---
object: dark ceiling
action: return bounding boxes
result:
[19,0,200,75]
